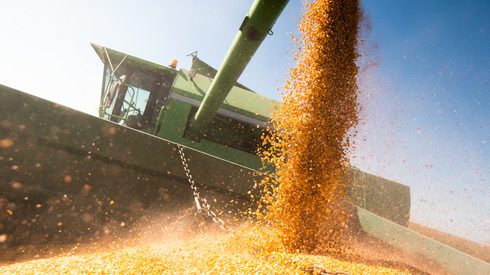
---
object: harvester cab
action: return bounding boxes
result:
[93,45,273,170]
[95,46,178,132]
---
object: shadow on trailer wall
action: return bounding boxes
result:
[0,85,258,252]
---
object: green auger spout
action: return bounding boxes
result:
[191,0,289,134]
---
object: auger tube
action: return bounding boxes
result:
[191,0,289,134]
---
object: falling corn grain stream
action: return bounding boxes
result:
[0,0,431,274]
[258,0,360,254]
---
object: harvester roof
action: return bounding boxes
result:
[171,70,278,122]
[91,43,176,82]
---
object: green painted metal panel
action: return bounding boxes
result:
[156,98,263,170]
[171,70,277,121]
[357,207,490,274]
[190,56,254,93]
[348,168,411,225]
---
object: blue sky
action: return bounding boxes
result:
[0,1,488,245]
[354,0,490,244]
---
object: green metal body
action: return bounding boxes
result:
[0,84,257,249]
[93,44,411,225]
[2,83,488,273]
[192,0,289,134]
[357,207,490,274]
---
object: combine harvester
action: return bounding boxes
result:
[0,0,488,273]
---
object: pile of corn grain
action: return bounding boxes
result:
[259,0,360,253]
[1,225,411,274]
[0,0,413,274]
